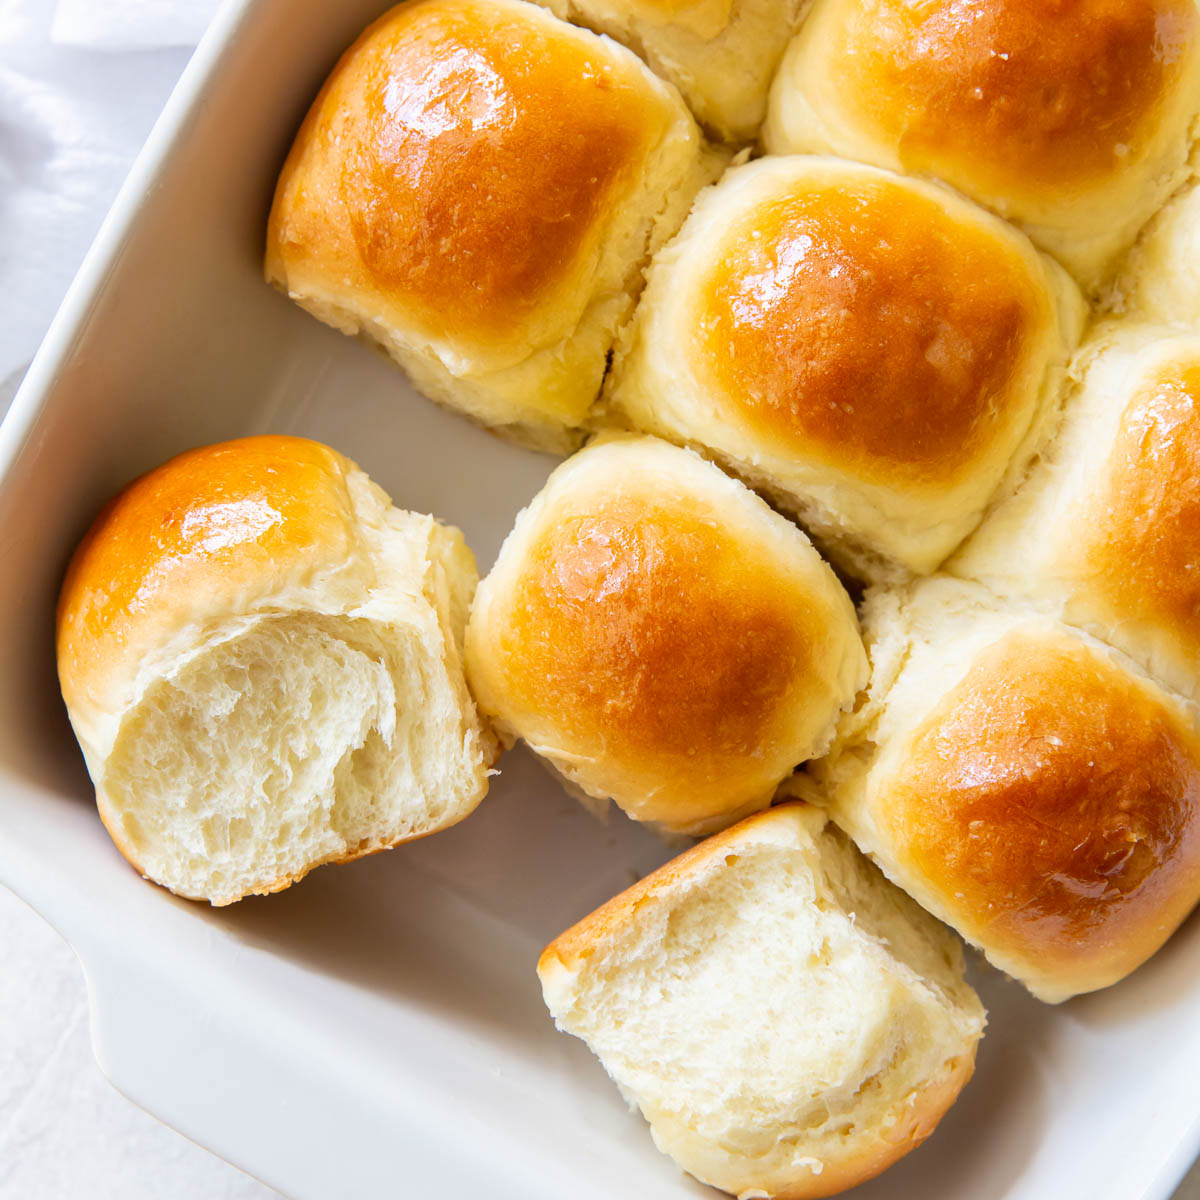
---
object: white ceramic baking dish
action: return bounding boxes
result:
[2,1,1199,1196]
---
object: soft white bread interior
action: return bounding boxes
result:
[763,0,1200,291]
[1117,177,1200,325]
[805,578,1200,1003]
[950,326,1200,704]
[465,434,867,837]
[266,0,717,454]
[57,436,497,906]
[606,156,1085,581]
[538,802,985,1199]
[539,0,810,142]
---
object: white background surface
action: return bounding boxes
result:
[0,2,1198,1198]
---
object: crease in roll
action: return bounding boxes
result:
[950,324,1200,706]
[536,0,812,143]
[1114,176,1200,324]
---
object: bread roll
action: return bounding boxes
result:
[465,435,866,836]
[539,802,986,1199]
[57,436,497,906]
[538,0,809,142]
[266,0,715,454]
[764,0,1200,290]
[606,157,1085,580]
[950,327,1200,704]
[805,579,1200,1004]
[1118,178,1200,325]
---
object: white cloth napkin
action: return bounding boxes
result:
[0,0,219,416]
[50,0,222,49]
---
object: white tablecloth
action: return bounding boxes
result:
[0,2,1198,1197]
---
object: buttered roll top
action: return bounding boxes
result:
[267,0,711,451]
[537,0,808,141]
[465,435,867,836]
[607,157,1085,580]
[808,580,1200,1003]
[765,0,1200,288]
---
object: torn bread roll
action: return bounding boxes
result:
[539,802,986,1199]
[57,435,497,906]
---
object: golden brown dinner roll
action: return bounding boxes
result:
[266,0,715,454]
[539,803,986,1199]
[538,0,809,142]
[465,435,866,836]
[764,0,1200,289]
[57,436,497,906]
[950,327,1200,704]
[804,579,1200,1004]
[606,157,1085,580]
[1118,178,1200,324]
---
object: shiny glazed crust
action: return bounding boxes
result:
[814,580,1200,1002]
[266,0,710,451]
[606,156,1085,578]
[465,435,867,835]
[58,435,362,738]
[764,0,1200,287]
